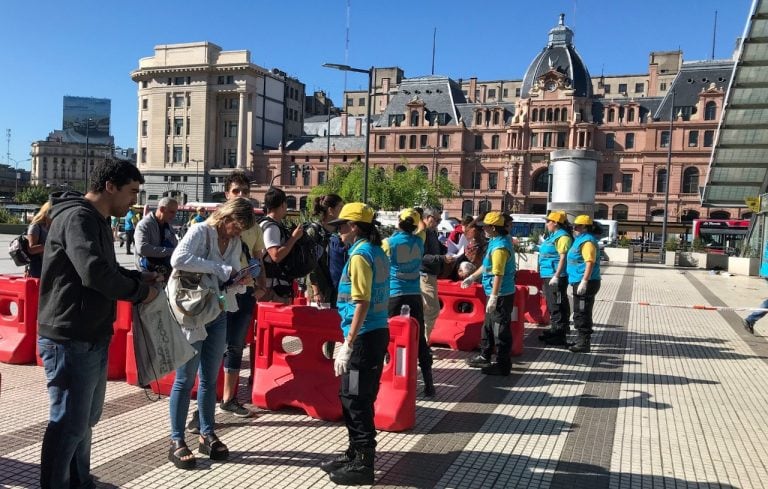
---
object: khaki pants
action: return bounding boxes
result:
[420,273,440,339]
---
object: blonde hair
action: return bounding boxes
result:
[31,201,52,225]
[205,198,255,230]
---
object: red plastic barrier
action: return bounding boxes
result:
[0,276,39,364]
[429,280,486,351]
[515,270,550,325]
[106,301,132,380]
[373,315,418,431]
[511,286,528,356]
[125,328,139,385]
[251,303,343,420]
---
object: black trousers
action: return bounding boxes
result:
[542,276,571,332]
[388,294,432,371]
[340,328,389,450]
[125,229,135,252]
[571,280,601,334]
[480,293,515,367]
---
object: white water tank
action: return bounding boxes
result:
[548,149,600,219]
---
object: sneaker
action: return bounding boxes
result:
[220,398,252,418]
[186,410,200,434]
[465,355,491,369]
[742,318,755,335]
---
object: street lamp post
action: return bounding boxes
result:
[9,157,31,198]
[323,63,373,203]
[659,90,675,264]
[83,118,92,191]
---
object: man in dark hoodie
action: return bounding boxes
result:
[37,159,159,489]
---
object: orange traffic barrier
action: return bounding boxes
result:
[106,301,132,380]
[511,286,528,356]
[373,315,418,431]
[515,270,549,325]
[251,303,343,421]
[0,276,39,365]
[429,280,486,351]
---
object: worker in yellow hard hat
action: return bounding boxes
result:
[565,215,602,353]
[538,211,574,346]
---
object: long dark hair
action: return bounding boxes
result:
[354,221,383,246]
[312,194,343,218]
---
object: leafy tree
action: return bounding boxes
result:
[0,208,21,224]
[308,160,457,211]
[16,185,50,205]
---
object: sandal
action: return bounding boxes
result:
[199,433,229,461]
[168,440,196,470]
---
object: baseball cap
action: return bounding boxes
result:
[477,211,505,227]
[329,202,375,225]
[574,215,593,226]
[546,211,566,224]
[399,208,420,224]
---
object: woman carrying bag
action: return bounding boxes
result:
[166,198,255,469]
[538,211,573,346]
[566,215,602,353]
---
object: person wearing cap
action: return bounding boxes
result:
[382,208,434,397]
[464,211,516,376]
[192,207,206,224]
[538,211,573,346]
[321,202,390,485]
[566,215,602,353]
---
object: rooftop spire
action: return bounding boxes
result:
[548,13,574,47]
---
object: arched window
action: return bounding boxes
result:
[680,209,700,222]
[299,196,308,210]
[476,111,483,125]
[682,167,699,194]
[627,108,635,122]
[710,210,730,219]
[478,200,492,215]
[561,108,568,122]
[554,108,560,121]
[395,165,407,173]
[546,108,553,121]
[410,110,420,127]
[608,108,615,122]
[440,167,449,179]
[286,196,297,209]
[531,108,538,122]
[462,200,474,217]
[417,165,429,177]
[595,204,609,219]
[656,169,667,193]
[493,111,500,125]
[532,170,548,192]
[612,204,629,221]
[704,101,717,121]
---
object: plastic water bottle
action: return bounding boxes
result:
[400,304,411,317]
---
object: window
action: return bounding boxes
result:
[561,108,568,122]
[186,117,190,135]
[618,83,627,94]
[491,135,500,150]
[543,132,553,147]
[225,121,238,138]
[608,109,615,122]
[389,114,404,127]
[531,109,538,121]
[703,130,714,147]
[603,84,611,94]
[474,135,483,150]
[660,82,667,91]
[627,108,635,122]
[634,83,644,93]
[621,173,633,193]
[471,171,481,189]
[346,98,353,107]
[174,94,185,108]
[174,118,183,136]
[141,120,148,137]
[606,133,615,149]
[226,149,237,167]
[410,110,419,127]
[625,132,635,149]
[303,169,311,186]
[358,97,366,106]
[503,88,509,97]
[440,168,449,179]
[142,98,148,110]
[489,172,498,190]
[704,101,717,121]
[682,167,699,194]
[174,77,185,86]
[173,145,183,163]
[409,135,417,149]
[488,88,496,99]
[530,133,538,147]
[688,130,699,147]
[318,171,326,184]
[515,87,521,97]
[420,135,428,148]
[218,76,225,84]
[555,132,566,148]
[476,112,483,126]
[140,147,147,162]
[378,136,386,150]
[226,75,234,84]
[398,135,406,149]
[660,130,670,148]
[441,134,450,148]
[602,173,614,192]
[613,204,629,220]
[656,169,667,193]
[141,80,148,89]
[418,166,429,177]
[532,170,548,192]
[493,111,500,125]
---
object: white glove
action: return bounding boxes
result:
[461,277,474,289]
[486,294,498,314]
[334,341,353,376]
[548,276,559,287]
[577,280,588,295]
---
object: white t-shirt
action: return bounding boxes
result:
[260,218,291,288]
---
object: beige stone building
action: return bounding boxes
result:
[130,42,304,204]
[30,130,118,190]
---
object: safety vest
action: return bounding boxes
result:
[538,229,570,278]
[337,239,390,337]
[385,231,423,297]
[760,240,768,278]
[482,235,516,297]
[567,233,601,284]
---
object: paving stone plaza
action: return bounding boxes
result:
[2,239,768,488]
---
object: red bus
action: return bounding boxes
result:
[691,219,750,255]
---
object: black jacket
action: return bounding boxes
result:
[37,193,150,343]
[421,228,447,276]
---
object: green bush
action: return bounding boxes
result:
[664,237,679,252]
[691,237,706,252]
[618,236,631,248]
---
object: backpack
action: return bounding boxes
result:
[259,217,320,280]
[9,234,32,267]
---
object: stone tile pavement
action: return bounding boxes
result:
[2,243,768,488]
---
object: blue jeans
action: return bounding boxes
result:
[169,312,226,440]
[38,336,110,489]
[224,288,256,372]
[746,298,768,325]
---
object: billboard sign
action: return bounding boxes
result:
[62,96,111,138]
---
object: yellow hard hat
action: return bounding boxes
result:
[478,211,505,227]
[329,202,374,224]
[574,215,593,226]
[546,211,566,224]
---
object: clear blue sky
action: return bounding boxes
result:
[0,0,752,171]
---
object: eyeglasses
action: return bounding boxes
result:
[228,186,250,196]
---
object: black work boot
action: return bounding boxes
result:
[422,367,436,397]
[320,446,355,473]
[569,333,591,353]
[329,447,375,485]
[538,329,558,342]
[466,354,491,368]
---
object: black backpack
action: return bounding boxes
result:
[9,234,32,266]
[259,217,320,280]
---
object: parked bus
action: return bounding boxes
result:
[691,218,749,255]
